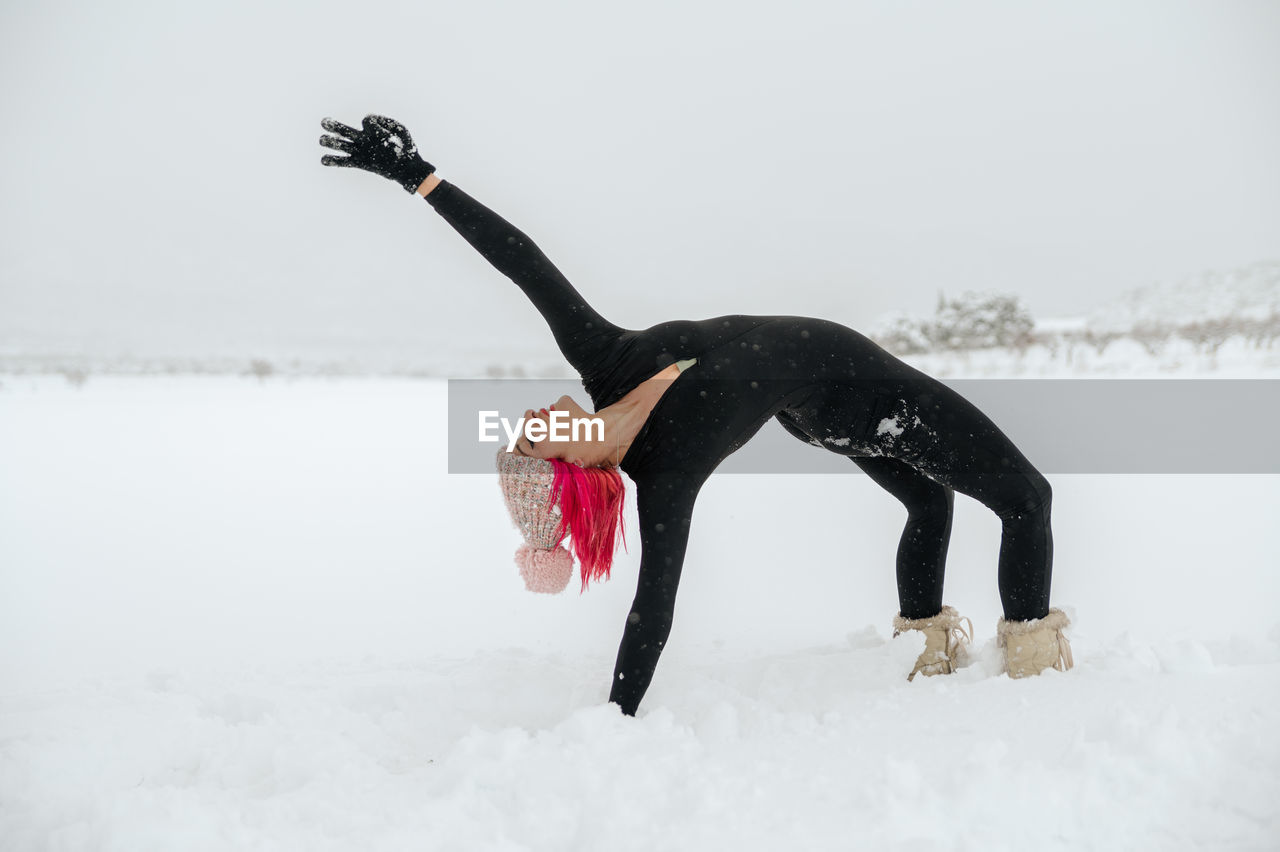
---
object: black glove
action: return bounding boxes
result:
[320,114,436,194]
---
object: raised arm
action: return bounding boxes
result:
[419,179,621,375]
[320,115,621,379]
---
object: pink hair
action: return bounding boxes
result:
[547,459,627,592]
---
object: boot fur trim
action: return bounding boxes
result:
[996,608,1074,677]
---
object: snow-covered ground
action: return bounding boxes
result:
[2,375,1278,850]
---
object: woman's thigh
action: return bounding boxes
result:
[863,379,1050,517]
[790,377,1049,518]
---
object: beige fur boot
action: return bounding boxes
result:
[893,605,973,680]
[996,608,1074,678]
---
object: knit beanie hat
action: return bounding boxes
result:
[495,449,626,594]
[496,450,574,593]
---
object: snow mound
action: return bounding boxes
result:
[2,631,1278,851]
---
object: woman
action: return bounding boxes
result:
[320,114,1073,716]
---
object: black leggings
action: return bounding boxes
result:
[427,182,1053,715]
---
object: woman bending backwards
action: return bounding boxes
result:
[319,114,1073,716]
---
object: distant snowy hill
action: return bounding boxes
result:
[1087,259,1280,331]
[874,260,1280,378]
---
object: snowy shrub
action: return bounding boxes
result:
[247,359,274,380]
[484,362,529,378]
[872,292,1035,354]
[1129,322,1173,357]
[1178,318,1236,356]
[1244,313,1280,349]
[61,367,89,387]
[871,312,933,354]
[927,291,1035,351]
[1076,329,1120,356]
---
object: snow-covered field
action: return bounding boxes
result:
[2,376,1278,851]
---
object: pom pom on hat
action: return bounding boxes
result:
[515,543,575,594]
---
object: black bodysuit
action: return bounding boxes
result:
[427,182,1054,716]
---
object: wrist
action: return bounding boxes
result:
[417,174,442,197]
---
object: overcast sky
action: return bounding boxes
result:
[2,0,1278,365]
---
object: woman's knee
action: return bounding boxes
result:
[1028,472,1052,513]
[998,472,1052,520]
